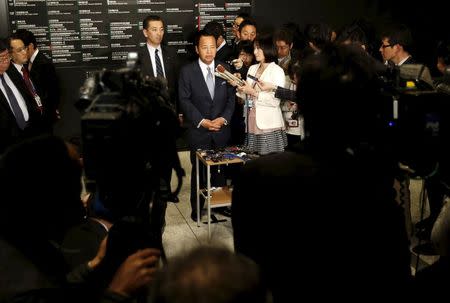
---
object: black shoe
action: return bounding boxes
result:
[167,194,180,203]
[191,209,205,222]
[412,242,438,256]
[415,228,432,241]
[214,206,232,217]
[415,217,434,230]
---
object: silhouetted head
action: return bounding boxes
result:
[150,246,270,303]
[0,135,84,242]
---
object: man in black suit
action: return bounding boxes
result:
[178,30,235,221]
[0,38,42,154]
[16,29,60,132]
[204,21,234,63]
[379,23,415,66]
[139,15,183,202]
[139,15,178,108]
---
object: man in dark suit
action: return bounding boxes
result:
[139,15,183,202]
[178,30,235,221]
[16,29,60,132]
[379,23,415,66]
[0,38,43,154]
[139,15,178,108]
[204,21,233,63]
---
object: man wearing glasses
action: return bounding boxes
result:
[230,13,249,55]
[0,38,42,153]
[274,29,294,74]
[15,29,60,131]
[8,34,45,118]
[379,24,415,66]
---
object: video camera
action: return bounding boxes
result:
[378,63,450,177]
[78,52,181,221]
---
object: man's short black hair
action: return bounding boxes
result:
[381,23,413,52]
[194,29,216,47]
[273,29,293,45]
[14,29,37,49]
[143,15,164,29]
[239,19,257,33]
[204,21,225,40]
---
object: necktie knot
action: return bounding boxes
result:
[22,66,30,78]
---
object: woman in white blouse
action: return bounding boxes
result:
[236,35,287,155]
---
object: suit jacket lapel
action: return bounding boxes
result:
[142,46,155,77]
[162,45,170,80]
[6,66,39,118]
[0,90,18,121]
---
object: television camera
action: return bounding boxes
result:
[378,63,450,178]
[77,53,183,226]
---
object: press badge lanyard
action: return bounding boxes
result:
[22,66,43,113]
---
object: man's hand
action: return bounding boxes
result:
[87,236,108,270]
[211,117,226,129]
[232,58,243,70]
[108,248,161,296]
[201,119,220,131]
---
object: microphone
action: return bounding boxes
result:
[216,64,245,86]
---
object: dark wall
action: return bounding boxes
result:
[2,0,448,140]
[0,0,9,37]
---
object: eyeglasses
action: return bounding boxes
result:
[380,44,393,49]
[0,55,9,63]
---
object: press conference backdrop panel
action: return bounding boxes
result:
[6,0,253,68]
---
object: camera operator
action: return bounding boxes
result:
[78,54,183,269]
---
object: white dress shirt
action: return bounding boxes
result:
[0,72,30,121]
[146,43,166,77]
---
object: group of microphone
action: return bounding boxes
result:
[215,64,246,86]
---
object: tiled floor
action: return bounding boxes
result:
[162,151,234,259]
[163,151,440,272]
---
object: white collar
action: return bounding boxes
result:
[12,62,24,74]
[217,40,226,52]
[397,55,411,66]
[30,49,38,64]
[147,43,162,54]
[198,59,215,72]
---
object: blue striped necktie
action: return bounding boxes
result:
[155,49,164,77]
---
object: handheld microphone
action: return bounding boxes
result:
[247,74,258,82]
[216,64,245,86]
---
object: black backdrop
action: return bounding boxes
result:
[1,0,448,139]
